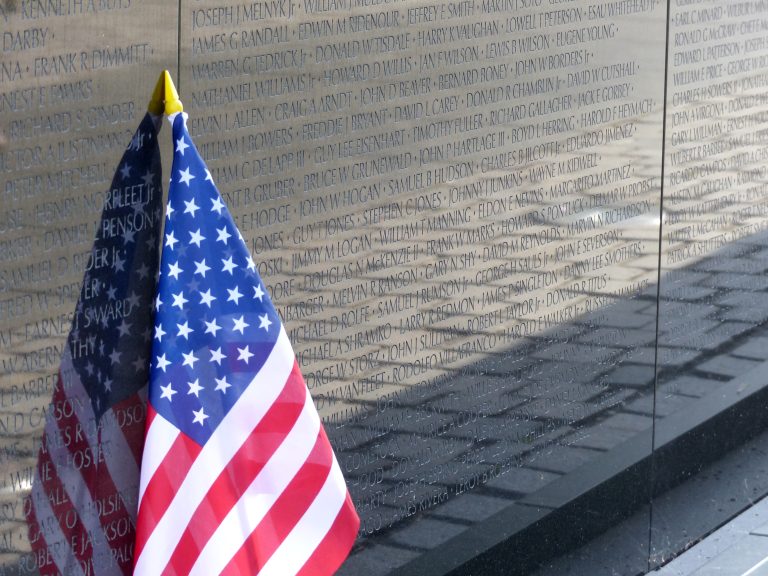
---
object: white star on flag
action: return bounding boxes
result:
[199,289,216,307]
[177,321,193,339]
[165,230,178,249]
[156,353,171,372]
[192,407,208,425]
[189,229,205,247]
[222,256,237,274]
[214,376,231,393]
[184,198,200,217]
[210,347,225,365]
[204,318,221,336]
[117,320,131,337]
[172,291,188,309]
[211,196,225,214]
[176,136,190,155]
[181,351,198,368]
[178,167,195,186]
[187,379,203,397]
[194,258,211,277]
[237,346,254,364]
[160,382,177,401]
[227,286,243,304]
[113,254,125,272]
[216,226,231,244]
[232,315,249,334]
[168,261,183,280]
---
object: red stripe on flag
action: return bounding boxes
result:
[134,414,201,560]
[165,362,308,574]
[109,393,147,466]
[144,403,157,431]
[222,430,331,574]
[296,491,360,576]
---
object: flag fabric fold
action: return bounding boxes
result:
[134,112,359,575]
[26,112,164,576]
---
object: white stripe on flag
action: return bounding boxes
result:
[259,458,348,576]
[134,327,295,574]
[138,414,180,505]
[30,471,86,576]
[100,409,141,515]
[189,391,321,575]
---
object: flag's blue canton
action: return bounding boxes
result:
[150,114,280,446]
[71,113,162,420]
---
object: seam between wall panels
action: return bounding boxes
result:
[648,0,674,571]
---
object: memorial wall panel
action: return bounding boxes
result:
[653,0,768,567]
[0,1,176,573]
[181,0,666,573]
[3,1,768,574]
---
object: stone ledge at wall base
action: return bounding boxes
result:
[382,358,768,576]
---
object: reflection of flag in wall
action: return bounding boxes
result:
[134,112,359,575]
[25,113,163,576]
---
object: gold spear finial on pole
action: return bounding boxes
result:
[148,70,183,116]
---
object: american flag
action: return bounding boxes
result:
[25,113,163,575]
[134,112,359,575]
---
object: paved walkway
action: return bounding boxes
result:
[652,496,768,576]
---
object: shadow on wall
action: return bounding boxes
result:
[332,227,768,576]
